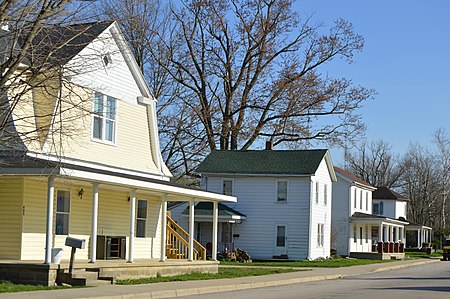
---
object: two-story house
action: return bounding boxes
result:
[193,145,337,260]
[372,187,432,249]
[332,167,407,259]
[0,21,235,285]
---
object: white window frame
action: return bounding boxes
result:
[315,182,319,204]
[136,199,148,238]
[55,189,70,235]
[317,223,324,247]
[353,188,357,209]
[222,179,234,196]
[324,184,328,206]
[276,180,288,203]
[92,92,118,144]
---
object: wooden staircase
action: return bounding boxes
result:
[166,214,206,260]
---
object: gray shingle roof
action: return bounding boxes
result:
[0,21,113,68]
[196,149,328,175]
[373,186,409,201]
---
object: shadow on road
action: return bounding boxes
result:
[370,286,450,293]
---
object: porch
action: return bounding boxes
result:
[349,212,408,259]
[0,258,218,286]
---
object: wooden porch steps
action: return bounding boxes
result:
[165,213,206,260]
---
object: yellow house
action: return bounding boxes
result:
[0,21,235,285]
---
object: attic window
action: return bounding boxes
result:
[103,54,112,66]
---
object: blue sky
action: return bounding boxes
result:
[294,0,450,164]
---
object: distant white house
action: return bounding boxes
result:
[372,187,432,248]
[190,145,337,260]
[332,167,407,259]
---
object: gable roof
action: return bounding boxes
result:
[334,166,375,189]
[196,149,336,180]
[373,186,409,202]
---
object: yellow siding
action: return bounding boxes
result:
[21,177,162,260]
[0,178,23,259]
[46,84,160,175]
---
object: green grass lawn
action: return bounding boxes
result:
[405,251,442,259]
[116,267,303,285]
[220,258,392,268]
[0,281,68,293]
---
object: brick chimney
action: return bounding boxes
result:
[265,141,273,150]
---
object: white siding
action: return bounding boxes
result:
[66,27,141,105]
[395,201,407,219]
[331,178,351,256]
[204,176,312,260]
[309,158,333,259]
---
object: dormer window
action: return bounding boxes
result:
[93,92,117,143]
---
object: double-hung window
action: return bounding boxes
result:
[93,92,117,143]
[317,224,324,247]
[277,181,288,202]
[136,200,148,238]
[222,180,233,196]
[324,184,328,205]
[360,190,363,209]
[315,182,319,204]
[56,190,70,235]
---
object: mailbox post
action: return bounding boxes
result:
[65,237,86,274]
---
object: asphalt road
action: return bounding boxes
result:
[177,261,450,299]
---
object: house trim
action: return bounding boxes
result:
[26,152,170,181]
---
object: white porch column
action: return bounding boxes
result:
[90,183,99,263]
[128,189,136,263]
[188,201,195,261]
[212,201,218,260]
[160,195,167,262]
[44,176,55,264]
[379,223,383,243]
[389,226,393,242]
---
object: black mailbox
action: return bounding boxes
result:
[65,236,86,249]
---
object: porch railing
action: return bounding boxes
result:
[166,214,206,260]
[372,242,405,253]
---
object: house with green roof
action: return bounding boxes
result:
[181,145,337,260]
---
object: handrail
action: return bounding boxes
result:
[167,225,200,259]
[166,214,206,260]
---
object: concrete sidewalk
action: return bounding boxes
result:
[0,259,439,299]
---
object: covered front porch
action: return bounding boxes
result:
[349,212,408,260]
[0,156,236,285]
[405,222,432,249]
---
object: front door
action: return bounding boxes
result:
[274,225,287,256]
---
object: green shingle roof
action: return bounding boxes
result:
[182,202,246,218]
[196,149,329,175]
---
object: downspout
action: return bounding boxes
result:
[146,100,163,176]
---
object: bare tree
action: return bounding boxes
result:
[433,128,450,229]
[0,1,108,162]
[145,0,374,175]
[401,143,441,228]
[344,140,403,188]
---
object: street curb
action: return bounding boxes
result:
[78,259,439,299]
